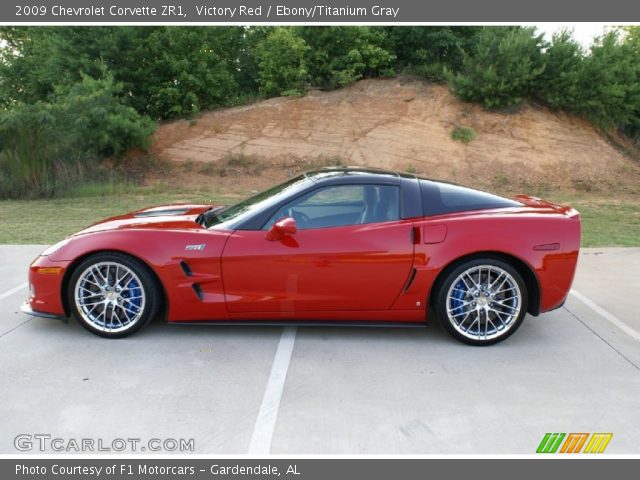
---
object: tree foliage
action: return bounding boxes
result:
[534,30,584,109]
[298,27,396,89]
[256,28,309,96]
[386,26,480,80]
[574,31,640,129]
[0,27,248,120]
[56,74,156,157]
[450,27,545,109]
[0,74,154,198]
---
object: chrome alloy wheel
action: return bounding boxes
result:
[74,261,146,333]
[446,265,522,341]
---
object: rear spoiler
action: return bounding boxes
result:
[513,195,579,217]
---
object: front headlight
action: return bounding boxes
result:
[40,238,71,256]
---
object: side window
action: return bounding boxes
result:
[264,184,400,230]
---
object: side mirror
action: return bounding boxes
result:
[266,217,297,241]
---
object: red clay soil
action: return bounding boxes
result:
[148,77,640,198]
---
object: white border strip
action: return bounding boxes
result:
[0,282,28,301]
[248,326,297,454]
[570,289,640,342]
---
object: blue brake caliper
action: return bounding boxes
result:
[451,280,467,319]
[121,279,142,321]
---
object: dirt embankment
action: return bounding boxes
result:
[149,77,640,198]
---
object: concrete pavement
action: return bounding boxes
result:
[0,247,638,454]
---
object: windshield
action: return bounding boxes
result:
[203,175,311,229]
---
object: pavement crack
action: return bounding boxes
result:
[0,318,32,339]
[563,305,640,371]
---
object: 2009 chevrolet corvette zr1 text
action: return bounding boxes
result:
[22,167,581,345]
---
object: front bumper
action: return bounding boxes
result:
[26,255,70,317]
[20,301,68,322]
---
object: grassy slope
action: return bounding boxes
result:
[565,199,639,247]
[0,192,228,244]
[0,191,637,247]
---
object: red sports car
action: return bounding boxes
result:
[22,167,581,345]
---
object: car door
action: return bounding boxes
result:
[220,184,416,314]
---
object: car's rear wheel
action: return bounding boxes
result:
[434,258,528,346]
[68,252,160,338]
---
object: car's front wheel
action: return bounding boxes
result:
[434,258,528,346]
[68,252,161,338]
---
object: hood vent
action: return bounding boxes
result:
[134,208,190,218]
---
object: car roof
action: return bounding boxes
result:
[304,166,413,183]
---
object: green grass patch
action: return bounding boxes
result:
[564,199,640,247]
[451,126,476,144]
[0,190,240,244]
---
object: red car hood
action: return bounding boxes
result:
[76,204,222,235]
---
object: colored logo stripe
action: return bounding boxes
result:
[537,433,565,453]
[537,433,613,453]
[583,433,613,453]
[560,433,589,453]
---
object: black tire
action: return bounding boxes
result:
[434,257,528,346]
[67,252,161,338]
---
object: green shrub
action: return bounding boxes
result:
[143,28,240,119]
[256,28,309,96]
[0,27,246,121]
[535,29,640,136]
[451,126,475,143]
[535,30,584,109]
[57,74,156,157]
[388,26,481,76]
[0,102,62,198]
[299,27,396,89]
[572,32,640,130]
[450,27,545,109]
[0,74,155,199]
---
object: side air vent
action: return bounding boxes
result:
[180,261,192,277]
[192,283,204,301]
[403,268,417,292]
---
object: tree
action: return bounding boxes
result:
[386,26,480,80]
[450,27,545,109]
[620,27,640,142]
[572,31,640,129]
[535,30,584,109]
[141,28,239,118]
[298,27,395,89]
[56,74,155,157]
[0,27,248,120]
[256,28,309,96]
[0,74,154,198]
